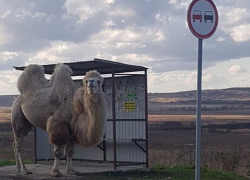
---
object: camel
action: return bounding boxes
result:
[11,64,107,176]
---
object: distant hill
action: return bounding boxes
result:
[149,87,250,101]
[148,87,250,114]
[0,95,18,107]
[1,87,250,110]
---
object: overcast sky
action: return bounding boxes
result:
[0,0,250,95]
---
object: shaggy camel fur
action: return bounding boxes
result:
[65,70,107,173]
[11,64,106,177]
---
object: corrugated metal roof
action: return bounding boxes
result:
[13,58,147,76]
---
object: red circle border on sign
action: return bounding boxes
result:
[187,0,218,39]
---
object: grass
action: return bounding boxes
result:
[153,165,248,180]
[0,159,33,167]
[75,165,249,180]
[0,161,248,179]
[67,166,250,180]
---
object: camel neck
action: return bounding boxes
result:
[74,92,106,147]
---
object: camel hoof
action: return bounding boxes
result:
[51,172,63,177]
[16,170,21,174]
[21,169,32,174]
[51,169,63,177]
[67,169,80,175]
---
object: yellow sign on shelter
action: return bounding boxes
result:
[125,102,136,111]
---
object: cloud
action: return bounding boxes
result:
[0,70,21,95]
[218,7,248,25]
[0,0,249,72]
[14,8,47,21]
[202,73,228,89]
[0,0,249,65]
[1,10,11,18]
[0,51,26,71]
[0,51,18,61]
[26,42,70,65]
[217,37,225,42]
[168,0,176,5]
[0,26,14,46]
[62,0,111,23]
[110,6,135,17]
[0,0,107,52]
[148,70,229,93]
[1,0,250,94]
[229,65,248,74]
[228,24,250,42]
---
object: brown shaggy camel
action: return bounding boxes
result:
[11,64,106,176]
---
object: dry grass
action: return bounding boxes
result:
[1,106,250,177]
[0,107,11,122]
[149,129,250,177]
[149,146,250,177]
[149,97,179,103]
[0,107,34,160]
[232,129,250,133]
[149,114,250,122]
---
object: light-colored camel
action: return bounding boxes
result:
[11,64,106,176]
[65,70,107,174]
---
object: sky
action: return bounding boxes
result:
[0,0,250,95]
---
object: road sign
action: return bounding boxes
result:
[187,0,218,39]
[187,1,218,180]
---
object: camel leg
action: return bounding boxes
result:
[47,115,71,177]
[13,141,21,173]
[51,145,64,177]
[65,139,80,175]
[14,135,32,174]
[11,97,33,174]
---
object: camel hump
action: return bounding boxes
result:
[54,64,73,76]
[17,64,48,93]
[48,64,73,87]
[51,64,77,101]
[24,64,44,75]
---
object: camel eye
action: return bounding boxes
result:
[85,80,88,84]
[97,80,100,84]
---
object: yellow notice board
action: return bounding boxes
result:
[125,102,136,111]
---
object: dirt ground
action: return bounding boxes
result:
[0,162,150,180]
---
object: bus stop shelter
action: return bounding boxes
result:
[14,58,149,170]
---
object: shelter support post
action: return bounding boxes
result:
[103,135,106,161]
[112,66,117,170]
[144,70,149,168]
[34,127,37,164]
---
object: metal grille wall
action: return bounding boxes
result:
[104,75,146,164]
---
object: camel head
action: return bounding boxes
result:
[83,70,103,95]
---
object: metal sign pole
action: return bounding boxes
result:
[187,1,218,179]
[195,38,203,180]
